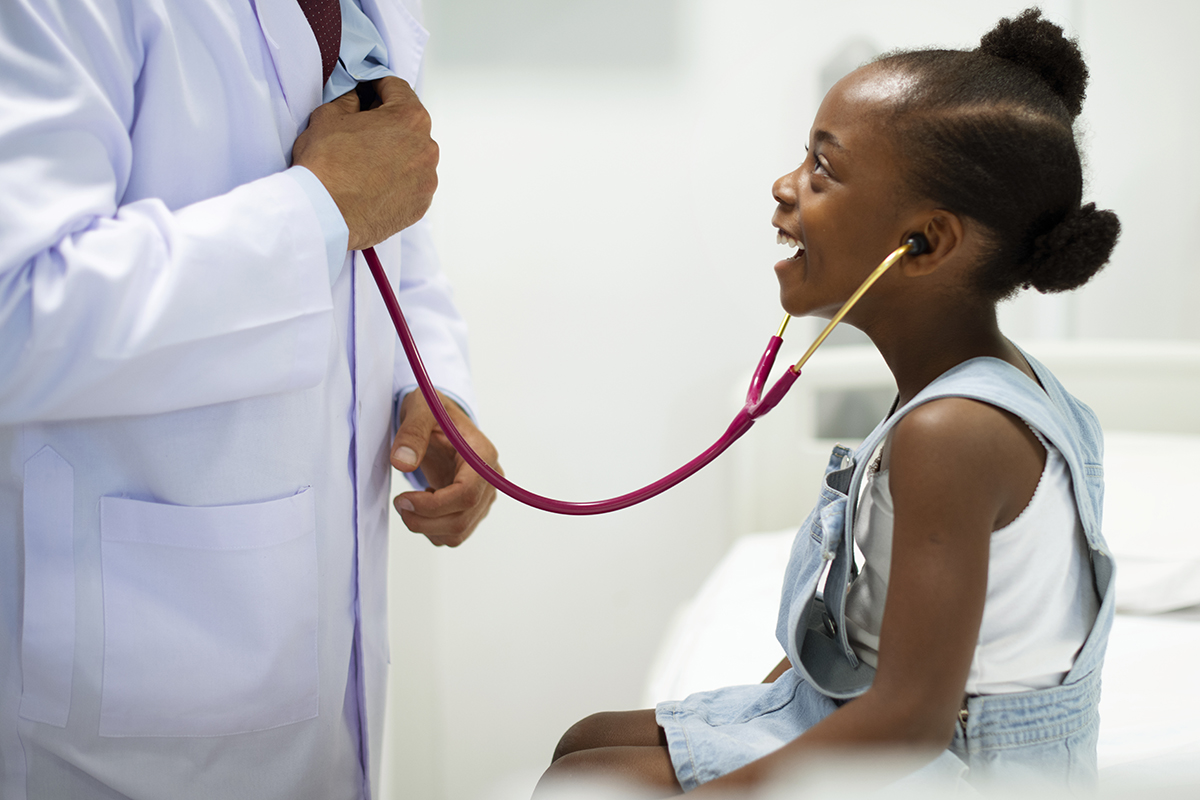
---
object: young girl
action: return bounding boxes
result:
[537,8,1120,796]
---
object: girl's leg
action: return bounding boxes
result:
[552,710,666,762]
[536,710,682,797]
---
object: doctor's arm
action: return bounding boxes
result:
[0,4,328,424]
[0,7,432,425]
[297,78,500,545]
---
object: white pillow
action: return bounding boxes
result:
[1102,431,1200,614]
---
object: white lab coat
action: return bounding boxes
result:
[0,2,473,798]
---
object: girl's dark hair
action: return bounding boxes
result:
[874,8,1120,299]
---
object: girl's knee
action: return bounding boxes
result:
[539,744,682,798]
[552,709,662,763]
[552,712,607,763]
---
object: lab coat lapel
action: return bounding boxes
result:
[250,0,324,127]
[358,0,429,86]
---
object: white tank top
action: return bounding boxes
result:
[842,438,1100,695]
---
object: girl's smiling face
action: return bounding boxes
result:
[771,66,920,323]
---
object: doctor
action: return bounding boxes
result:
[0,1,499,798]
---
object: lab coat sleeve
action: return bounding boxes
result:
[386,216,478,421]
[0,1,341,425]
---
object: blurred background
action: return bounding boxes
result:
[379,1,1200,798]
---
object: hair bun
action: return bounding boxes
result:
[978,7,1088,118]
[1024,203,1121,293]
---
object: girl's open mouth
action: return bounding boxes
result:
[776,229,805,260]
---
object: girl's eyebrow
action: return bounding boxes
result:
[813,130,846,151]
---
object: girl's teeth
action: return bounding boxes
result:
[776,231,804,251]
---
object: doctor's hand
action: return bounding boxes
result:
[390,390,501,547]
[292,76,438,251]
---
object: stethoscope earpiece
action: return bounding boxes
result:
[905,233,931,256]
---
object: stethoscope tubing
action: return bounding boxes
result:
[362,238,918,515]
[363,245,796,514]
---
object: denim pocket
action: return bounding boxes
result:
[812,462,852,556]
[98,488,318,737]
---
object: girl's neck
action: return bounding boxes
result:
[863,301,1034,407]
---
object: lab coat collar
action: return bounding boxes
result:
[250,0,324,129]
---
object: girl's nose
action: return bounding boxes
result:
[772,170,798,206]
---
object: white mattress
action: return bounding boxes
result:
[643,530,1200,786]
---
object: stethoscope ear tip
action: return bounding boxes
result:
[905,234,931,256]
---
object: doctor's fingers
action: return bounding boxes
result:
[369,78,433,136]
[309,78,419,122]
[374,75,421,107]
[394,479,497,547]
[390,411,438,473]
[398,463,497,518]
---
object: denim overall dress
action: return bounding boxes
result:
[656,352,1114,793]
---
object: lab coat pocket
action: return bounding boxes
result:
[98,488,318,737]
[20,447,75,727]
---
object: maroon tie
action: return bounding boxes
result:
[296,0,342,85]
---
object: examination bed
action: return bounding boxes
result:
[643,341,1200,790]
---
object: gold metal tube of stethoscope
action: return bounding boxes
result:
[781,241,914,374]
[775,315,791,337]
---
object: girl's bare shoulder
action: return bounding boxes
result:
[885,397,1045,529]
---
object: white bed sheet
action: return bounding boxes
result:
[643,530,1200,784]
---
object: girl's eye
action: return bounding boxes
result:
[804,145,829,176]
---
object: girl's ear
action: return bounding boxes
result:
[900,211,966,278]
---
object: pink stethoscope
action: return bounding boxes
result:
[362,235,926,515]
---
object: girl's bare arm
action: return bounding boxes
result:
[694,398,1045,793]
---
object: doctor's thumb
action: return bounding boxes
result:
[391,408,436,473]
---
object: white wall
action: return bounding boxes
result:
[382,2,1200,799]
[1070,0,1200,340]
